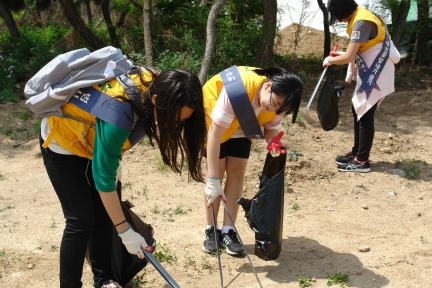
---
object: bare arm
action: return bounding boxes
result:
[330,42,361,65]
[206,122,227,178]
[98,191,129,232]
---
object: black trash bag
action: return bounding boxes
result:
[85,181,156,287]
[237,150,286,261]
[317,66,345,131]
[111,180,156,285]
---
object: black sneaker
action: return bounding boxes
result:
[335,152,355,165]
[337,158,371,173]
[220,229,244,256]
[202,227,221,253]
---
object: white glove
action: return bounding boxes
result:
[205,178,226,207]
[323,56,332,68]
[118,224,152,259]
[116,162,122,183]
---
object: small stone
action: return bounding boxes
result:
[389,192,396,196]
[362,205,369,210]
[27,263,35,269]
[391,169,405,177]
[327,207,334,211]
[380,147,392,154]
[418,212,422,217]
[358,245,371,252]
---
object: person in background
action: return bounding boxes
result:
[323,0,400,172]
[201,66,303,256]
[39,66,206,288]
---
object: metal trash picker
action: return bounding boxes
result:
[305,44,339,110]
[141,248,180,288]
[211,203,224,288]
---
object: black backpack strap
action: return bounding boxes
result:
[219,66,264,140]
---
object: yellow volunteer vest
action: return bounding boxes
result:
[346,7,387,53]
[43,71,153,159]
[203,66,276,143]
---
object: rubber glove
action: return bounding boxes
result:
[205,178,226,208]
[118,224,153,259]
[267,131,286,157]
[323,56,332,68]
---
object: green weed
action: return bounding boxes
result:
[0,206,15,213]
[18,111,33,121]
[287,149,304,161]
[173,205,186,215]
[0,173,4,180]
[403,164,421,179]
[128,272,147,287]
[50,245,59,252]
[184,256,196,269]
[201,256,212,270]
[295,112,304,125]
[153,243,177,264]
[151,205,160,214]
[155,156,168,171]
[291,202,300,210]
[298,275,313,287]
[326,272,350,287]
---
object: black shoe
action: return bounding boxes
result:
[202,227,221,253]
[337,158,371,173]
[335,152,355,165]
[220,229,244,256]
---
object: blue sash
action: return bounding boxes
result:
[219,66,264,140]
[355,28,390,99]
[69,86,146,147]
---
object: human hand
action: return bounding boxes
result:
[118,225,153,259]
[323,56,332,68]
[267,131,286,157]
[205,178,226,207]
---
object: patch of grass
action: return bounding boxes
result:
[3,128,16,140]
[155,156,168,171]
[173,205,186,215]
[33,118,42,134]
[0,173,4,180]
[151,205,160,214]
[326,272,350,287]
[201,256,212,270]
[153,243,177,264]
[18,111,33,121]
[122,181,132,189]
[50,245,59,252]
[298,275,313,287]
[403,164,421,179]
[295,112,304,125]
[0,205,15,213]
[0,250,24,276]
[184,255,196,269]
[34,152,42,158]
[291,202,300,210]
[287,149,304,161]
[50,217,57,229]
[140,137,151,146]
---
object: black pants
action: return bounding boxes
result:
[40,137,114,288]
[351,103,378,162]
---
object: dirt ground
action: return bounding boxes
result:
[1,25,432,288]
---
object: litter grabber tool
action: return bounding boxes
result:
[305,44,339,110]
[221,200,263,288]
[211,203,224,288]
[141,248,180,288]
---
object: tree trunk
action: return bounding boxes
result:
[199,0,228,85]
[317,0,330,57]
[84,0,92,25]
[254,0,277,67]
[390,0,411,47]
[413,0,429,64]
[101,0,120,48]
[0,1,20,38]
[143,0,154,66]
[57,0,106,50]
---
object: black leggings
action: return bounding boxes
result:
[351,103,378,162]
[40,136,114,288]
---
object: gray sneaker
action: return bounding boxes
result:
[220,229,244,256]
[202,227,221,253]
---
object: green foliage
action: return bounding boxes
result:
[403,164,421,179]
[298,276,313,287]
[153,243,177,264]
[326,272,350,287]
[286,149,304,161]
[0,24,69,102]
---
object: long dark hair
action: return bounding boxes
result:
[327,0,358,25]
[253,67,303,123]
[119,67,206,183]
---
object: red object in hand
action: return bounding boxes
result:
[267,131,286,154]
[329,44,339,56]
